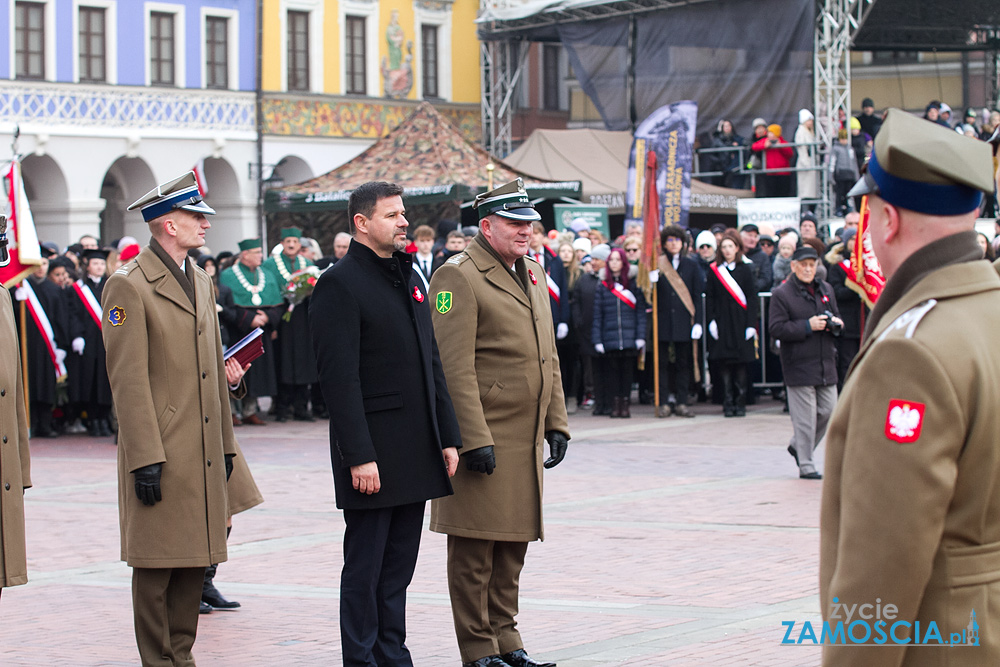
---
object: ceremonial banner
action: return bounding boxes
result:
[0,160,42,287]
[847,196,886,307]
[626,101,698,231]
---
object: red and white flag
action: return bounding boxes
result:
[0,160,42,288]
[193,157,209,196]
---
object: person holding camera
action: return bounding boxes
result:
[768,246,842,479]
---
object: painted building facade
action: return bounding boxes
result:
[2,0,485,254]
[259,0,483,197]
[0,0,258,251]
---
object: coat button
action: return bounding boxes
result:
[2,436,6,443]
[204,416,209,423]
[393,280,401,288]
[207,459,212,466]
[4,483,8,491]
[202,372,207,379]
[0,388,5,397]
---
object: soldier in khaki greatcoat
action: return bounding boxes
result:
[103,172,239,666]
[0,227,31,595]
[820,109,1000,665]
[430,179,569,667]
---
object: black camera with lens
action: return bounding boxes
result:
[822,310,842,336]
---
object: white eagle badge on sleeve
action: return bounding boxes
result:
[884,399,925,443]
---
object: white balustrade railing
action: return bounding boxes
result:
[0,81,255,133]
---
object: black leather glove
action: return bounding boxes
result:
[134,463,163,506]
[225,454,235,481]
[543,431,568,469]
[463,446,496,475]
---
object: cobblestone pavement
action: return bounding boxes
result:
[0,397,824,666]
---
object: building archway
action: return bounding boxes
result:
[200,157,245,253]
[19,154,70,246]
[100,157,156,245]
[272,155,313,188]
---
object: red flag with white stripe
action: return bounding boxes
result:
[0,160,42,288]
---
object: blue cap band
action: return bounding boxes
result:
[140,185,205,222]
[868,151,983,216]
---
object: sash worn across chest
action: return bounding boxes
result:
[73,279,104,328]
[710,262,747,309]
[609,282,637,309]
[23,280,67,378]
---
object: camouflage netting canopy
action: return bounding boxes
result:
[264,102,581,216]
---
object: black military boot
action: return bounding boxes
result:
[202,564,240,610]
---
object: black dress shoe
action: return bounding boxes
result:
[799,471,823,480]
[462,656,513,667]
[501,649,556,667]
[787,445,799,466]
[293,411,316,422]
[199,600,212,614]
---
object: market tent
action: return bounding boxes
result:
[503,128,752,216]
[264,102,581,214]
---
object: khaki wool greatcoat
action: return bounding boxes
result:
[103,247,236,568]
[429,238,569,542]
[820,246,1000,666]
[0,288,31,587]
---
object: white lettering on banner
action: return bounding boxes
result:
[737,197,802,230]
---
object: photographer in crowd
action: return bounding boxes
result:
[768,246,842,479]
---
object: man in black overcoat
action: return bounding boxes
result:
[309,180,461,667]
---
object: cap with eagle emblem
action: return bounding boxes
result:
[474,178,541,222]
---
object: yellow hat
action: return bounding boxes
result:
[767,124,782,137]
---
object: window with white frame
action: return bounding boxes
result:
[344,15,365,95]
[287,10,309,91]
[205,16,228,89]
[338,0,377,97]
[73,1,117,84]
[421,24,438,99]
[145,4,185,88]
[78,5,106,83]
[150,11,175,86]
[15,1,45,80]
[280,1,323,93]
[413,2,452,101]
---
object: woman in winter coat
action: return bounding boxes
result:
[794,110,818,205]
[592,247,647,418]
[706,230,759,417]
[752,124,795,198]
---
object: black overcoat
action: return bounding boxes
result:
[66,276,112,405]
[14,277,69,404]
[705,261,759,363]
[655,255,705,342]
[309,240,461,510]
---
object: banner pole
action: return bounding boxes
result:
[19,294,30,426]
[652,282,661,417]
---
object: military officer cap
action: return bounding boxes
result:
[847,108,994,216]
[280,227,302,239]
[82,247,111,262]
[127,171,216,222]
[238,238,262,252]
[474,178,541,222]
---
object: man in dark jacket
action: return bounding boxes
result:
[529,222,570,342]
[571,246,606,411]
[655,225,705,417]
[769,246,842,479]
[309,181,461,667]
[824,228,865,390]
[740,224,773,293]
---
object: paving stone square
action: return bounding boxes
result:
[0,400,825,666]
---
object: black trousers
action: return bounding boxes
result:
[658,341,693,404]
[341,501,425,667]
[605,350,636,399]
[556,339,578,405]
[836,337,860,391]
[592,354,610,411]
